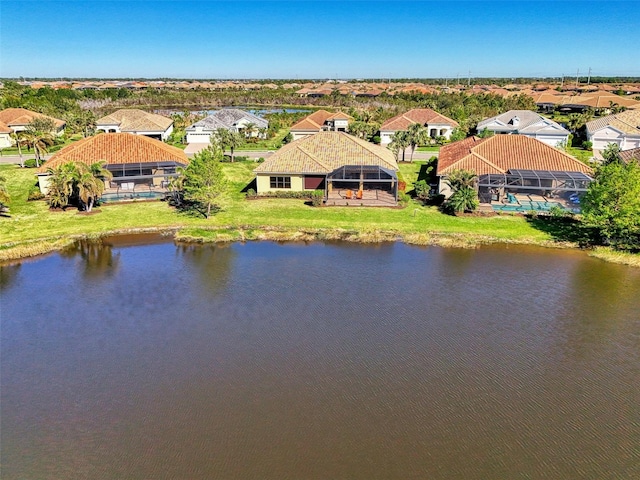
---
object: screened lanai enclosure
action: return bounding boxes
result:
[325,165,398,206]
[477,169,593,204]
[101,161,184,202]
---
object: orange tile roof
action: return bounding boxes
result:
[0,108,66,129]
[254,131,397,174]
[0,121,12,133]
[437,135,593,176]
[380,108,458,131]
[39,133,188,172]
[290,110,353,131]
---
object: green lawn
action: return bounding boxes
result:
[0,161,562,260]
[237,128,290,150]
[416,146,441,152]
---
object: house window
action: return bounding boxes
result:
[270,176,291,189]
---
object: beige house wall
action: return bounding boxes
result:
[256,174,307,193]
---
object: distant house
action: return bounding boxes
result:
[254,131,399,206]
[36,133,188,198]
[558,91,640,114]
[289,110,354,141]
[437,135,593,204]
[96,108,173,141]
[0,108,66,148]
[185,108,268,145]
[586,110,640,151]
[379,108,459,146]
[476,110,570,147]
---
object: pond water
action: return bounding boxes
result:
[1,239,639,479]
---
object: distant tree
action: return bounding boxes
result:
[601,143,622,165]
[181,145,227,219]
[388,130,410,162]
[449,128,467,142]
[242,122,258,139]
[581,160,640,250]
[23,117,57,167]
[407,123,430,162]
[477,127,494,138]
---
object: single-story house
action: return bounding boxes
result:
[36,133,188,198]
[0,108,66,147]
[558,91,640,114]
[96,109,174,141]
[476,110,570,147]
[186,108,268,145]
[289,110,354,141]
[379,108,459,146]
[254,131,399,206]
[585,109,640,151]
[437,135,593,204]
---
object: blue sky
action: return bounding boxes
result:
[1,1,638,79]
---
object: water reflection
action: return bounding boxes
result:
[176,243,235,296]
[0,263,21,289]
[1,241,639,480]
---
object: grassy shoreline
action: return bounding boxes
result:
[1,162,638,266]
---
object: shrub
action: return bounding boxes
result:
[582,141,593,151]
[23,158,39,168]
[27,185,45,201]
[246,188,256,197]
[414,180,430,204]
[311,190,324,207]
[372,135,381,144]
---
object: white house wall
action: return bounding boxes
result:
[588,126,624,150]
[0,133,12,148]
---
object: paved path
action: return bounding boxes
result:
[0,155,52,165]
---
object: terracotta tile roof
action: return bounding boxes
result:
[380,108,458,131]
[586,109,640,135]
[437,135,592,176]
[562,91,640,109]
[254,131,398,175]
[529,90,565,104]
[0,108,66,129]
[0,121,11,133]
[290,110,353,131]
[39,133,188,172]
[96,108,173,132]
[619,147,640,163]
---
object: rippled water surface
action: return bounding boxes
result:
[2,240,639,479]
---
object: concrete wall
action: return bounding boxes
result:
[291,131,316,141]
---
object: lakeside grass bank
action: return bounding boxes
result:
[1,162,638,266]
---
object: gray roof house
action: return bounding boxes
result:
[477,110,570,147]
[186,108,268,145]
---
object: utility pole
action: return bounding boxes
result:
[468,70,471,87]
[560,74,564,90]
[587,67,592,85]
[575,68,579,89]
[456,73,459,86]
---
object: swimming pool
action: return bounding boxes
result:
[492,201,574,213]
[101,191,166,202]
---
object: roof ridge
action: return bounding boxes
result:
[347,132,397,170]
[296,142,332,170]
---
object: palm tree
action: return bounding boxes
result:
[407,123,430,162]
[446,186,479,214]
[444,169,479,214]
[227,131,244,162]
[242,122,257,139]
[73,163,105,212]
[389,130,410,162]
[23,120,56,167]
[9,132,25,167]
[46,162,77,209]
